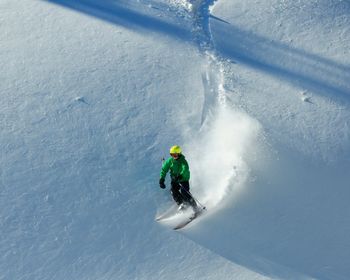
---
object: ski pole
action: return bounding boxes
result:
[179,182,206,210]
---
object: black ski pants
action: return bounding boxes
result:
[171,180,196,208]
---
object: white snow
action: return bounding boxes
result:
[1,0,350,279]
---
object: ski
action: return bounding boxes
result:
[173,209,205,230]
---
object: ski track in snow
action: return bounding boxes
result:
[176,0,263,210]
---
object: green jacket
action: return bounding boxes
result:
[160,155,190,182]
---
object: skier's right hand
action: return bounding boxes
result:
[159,178,166,189]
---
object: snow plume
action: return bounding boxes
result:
[182,9,263,209]
[176,0,262,211]
[186,104,262,210]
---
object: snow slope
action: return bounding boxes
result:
[0,0,268,279]
[1,0,350,279]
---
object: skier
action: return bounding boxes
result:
[159,145,198,212]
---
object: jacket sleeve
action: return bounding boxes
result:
[160,158,171,180]
[180,160,190,181]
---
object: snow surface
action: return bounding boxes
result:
[1,0,350,279]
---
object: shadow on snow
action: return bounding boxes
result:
[211,19,350,102]
[47,0,350,102]
[46,0,192,41]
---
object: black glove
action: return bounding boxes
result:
[159,178,166,189]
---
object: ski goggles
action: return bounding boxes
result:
[170,153,180,158]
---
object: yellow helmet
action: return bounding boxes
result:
[169,145,182,154]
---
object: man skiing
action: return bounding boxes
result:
[159,145,198,212]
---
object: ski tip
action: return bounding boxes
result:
[173,210,205,230]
